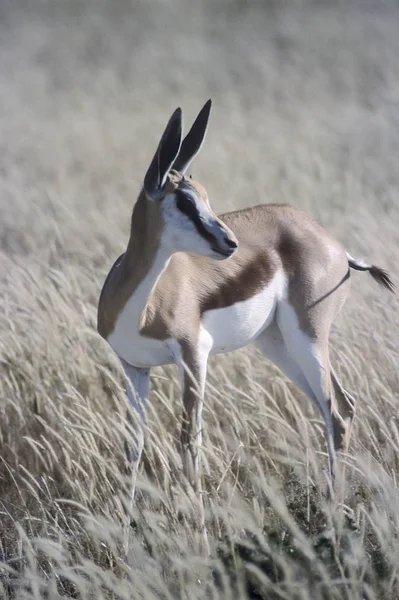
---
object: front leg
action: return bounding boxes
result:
[120,358,150,504]
[171,332,212,492]
[180,365,205,492]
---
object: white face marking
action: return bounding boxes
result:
[161,188,238,259]
[202,271,287,355]
[161,192,207,254]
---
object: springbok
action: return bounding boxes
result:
[97,100,394,502]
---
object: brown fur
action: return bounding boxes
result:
[97,190,165,339]
[138,203,351,343]
[99,194,359,490]
[98,198,352,346]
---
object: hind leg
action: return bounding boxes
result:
[255,320,321,407]
[275,302,355,493]
[329,368,355,500]
[255,320,336,482]
[330,367,355,455]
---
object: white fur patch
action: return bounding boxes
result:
[275,301,335,471]
[201,270,287,355]
[108,248,173,367]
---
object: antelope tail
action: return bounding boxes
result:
[347,253,395,293]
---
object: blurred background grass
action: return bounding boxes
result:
[1,0,399,598]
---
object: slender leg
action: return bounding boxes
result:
[274,302,356,494]
[275,307,336,483]
[254,320,321,407]
[168,330,212,492]
[169,332,212,555]
[329,368,356,501]
[254,321,337,481]
[120,358,150,504]
[330,367,356,457]
[179,360,206,492]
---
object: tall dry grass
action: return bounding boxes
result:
[0,0,398,597]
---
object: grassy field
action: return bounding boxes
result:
[1,0,399,597]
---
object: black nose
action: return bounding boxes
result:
[224,236,238,249]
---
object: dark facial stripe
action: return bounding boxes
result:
[175,189,215,244]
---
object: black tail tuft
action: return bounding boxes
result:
[369,265,396,293]
[348,256,395,293]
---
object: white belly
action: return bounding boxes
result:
[108,270,287,366]
[203,270,287,354]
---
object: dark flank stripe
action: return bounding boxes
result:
[175,188,215,244]
[199,255,276,314]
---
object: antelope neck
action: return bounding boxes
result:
[124,195,171,315]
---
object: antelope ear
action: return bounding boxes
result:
[172,99,212,174]
[144,107,182,200]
